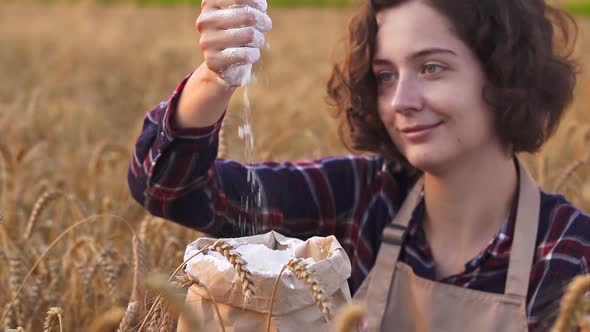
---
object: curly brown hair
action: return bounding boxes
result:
[326,0,580,172]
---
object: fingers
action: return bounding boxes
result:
[202,0,267,12]
[200,27,265,50]
[196,6,272,33]
[196,0,270,87]
[204,47,260,73]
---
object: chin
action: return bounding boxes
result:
[402,149,451,174]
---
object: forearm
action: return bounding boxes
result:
[175,63,235,129]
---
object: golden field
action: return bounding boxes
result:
[0,3,589,331]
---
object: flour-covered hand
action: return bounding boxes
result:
[197,0,272,86]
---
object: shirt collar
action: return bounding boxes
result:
[405,182,519,277]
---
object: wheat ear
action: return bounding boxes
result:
[23,189,87,239]
[331,303,366,332]
[88,141,129,176]
[158,303,173,332]
[551,275,590,332]
[116,301,138,332]
[97,246,118,302]
[266,258,332,332]
[146,299,163,332]
[130,235,144,302]
[0,214,138,327]
[63,235,99,266]
[43,307,63,332]
[8,258,22,327]
[210,240,255,302]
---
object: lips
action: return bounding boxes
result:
[399,121,443,133]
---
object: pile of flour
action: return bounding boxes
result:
[189,243,315,277]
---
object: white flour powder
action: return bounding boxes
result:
[190,243,316,277]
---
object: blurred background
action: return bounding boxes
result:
[0,0,589,330]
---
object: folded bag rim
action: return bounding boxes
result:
[183,230,352,314]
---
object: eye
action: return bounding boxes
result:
[422,64,445,75]
[375,71,397,84]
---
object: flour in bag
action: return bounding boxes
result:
[188,243,316,277]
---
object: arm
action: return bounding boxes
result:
[128,75,386,239]
[526,201,590,330]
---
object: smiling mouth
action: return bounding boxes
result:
[399,121,444,133]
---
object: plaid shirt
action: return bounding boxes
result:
[128,74,590,330]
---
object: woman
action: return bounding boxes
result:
[127,0,590,330]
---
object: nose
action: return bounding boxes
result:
[390,75,423,114]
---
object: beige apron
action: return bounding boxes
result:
[353,158,540,331]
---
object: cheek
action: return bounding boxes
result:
[377,100,389,121]
[451,101,497,146]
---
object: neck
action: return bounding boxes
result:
[422,150,518,261]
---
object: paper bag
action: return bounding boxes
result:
[177,230,352,332]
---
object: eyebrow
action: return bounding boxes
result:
[372,47,457,66]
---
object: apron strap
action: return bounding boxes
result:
[365,177,424,330]
[364,157,540,328]
[505,157,541,298]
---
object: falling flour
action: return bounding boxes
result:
[215,2,272,236]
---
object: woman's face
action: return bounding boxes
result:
[373,1,504,174]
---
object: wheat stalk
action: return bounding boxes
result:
[331,303,366,332]
[42,307,63,332]
[551,275,590,332]
[266,258,332,332]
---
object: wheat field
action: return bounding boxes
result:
[0,2,588,331]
